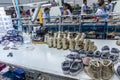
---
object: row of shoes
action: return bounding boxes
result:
[68,46,119,64]
[44,31,97,51]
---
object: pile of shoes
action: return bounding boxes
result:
[61,45,120,78]
[84,59,114,80]
[0,29,23,46]
[62,50,84,76]
[44,31,97,51]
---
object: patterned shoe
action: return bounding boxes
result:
[84,60,101,80]
[86,50,94,58]
[101,52,110,59]
[101,59,114,80]
[74,54,82,62]
[94,51,101,58]
[111,48,120,55]
[108,55,119,63]
[79,50,87,58]
[70,61,83,76]
[101,45,110,52]
[61,60,71,74]
[66,54,75,61]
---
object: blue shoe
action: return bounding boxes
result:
[61,60,71,74]
[79,50,86,58]
[101,52,110,59]
[108,55,118,62]
[74,54,82,62]
[86,51,94,57]
[70,61,83,76]
[94,51,101,58]
[66,54,75,61]
[111,48,120,54]
[101,45,110,52]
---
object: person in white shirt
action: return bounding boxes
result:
[81,0,89,14]
[62,3,73,21]
[96,0,109,19]
[43,7,50,23]
[106,0,113,12]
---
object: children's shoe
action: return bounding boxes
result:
[84,60,101,80]
[61,60,71,74]
[111,48,120,55]
[94,51,101,58]
[86,51,94,57]
[70,61,83,76]
[101,59,114,80]
[66,54,75,61]
[108,55,118,62]
[101,45,110,52]
[101,52,110,59]
[74,54,82,62]
[79,50,87,58]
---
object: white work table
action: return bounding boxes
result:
[0,39,120,80]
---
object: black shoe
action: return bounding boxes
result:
[86,51,94,57]
[62,60,72,74]
[70,61,83,76]
[101,45,110,51]
[94,51,101,58]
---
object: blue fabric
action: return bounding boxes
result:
[99,8,109,19]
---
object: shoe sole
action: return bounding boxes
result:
[70,68,83,76]
[63,71,69,74]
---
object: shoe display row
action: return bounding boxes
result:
[44,31,97,51]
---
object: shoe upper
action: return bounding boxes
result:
[111,48,120,54]
[101,52,110,59]
[70,61,83,73]
[86,51,94,57]
[62,60,71,71]
[108,55,118,62]
[101,45,110,51]
[94,51,101,58]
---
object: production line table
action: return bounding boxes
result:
[0,40,120,80]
